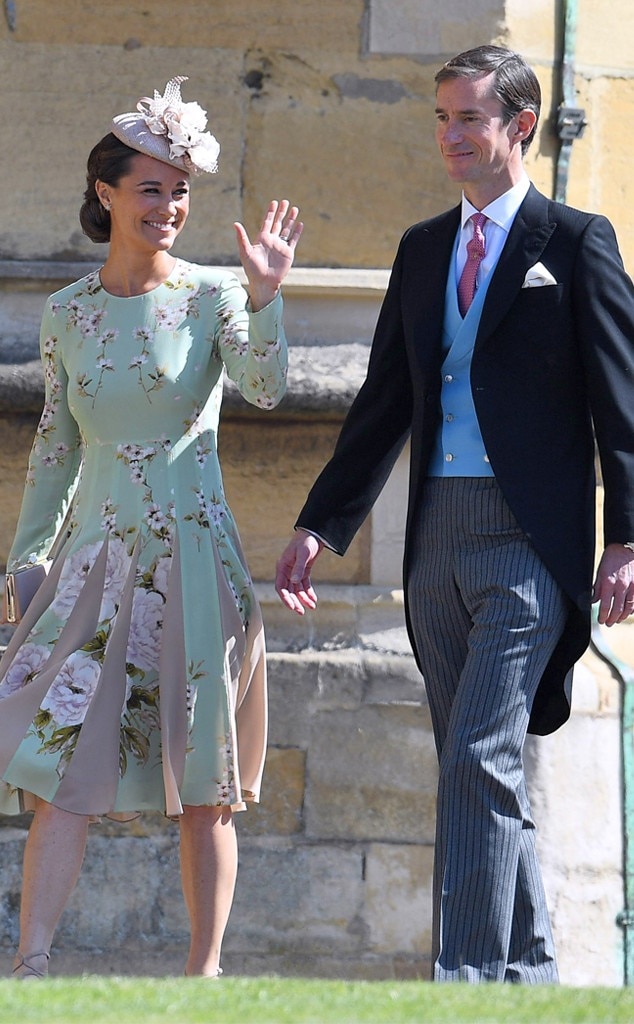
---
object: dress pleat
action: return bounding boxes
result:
[156,533,188,817]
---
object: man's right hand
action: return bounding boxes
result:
[275,529,323,614]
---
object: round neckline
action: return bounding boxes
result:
[97,258,183,299]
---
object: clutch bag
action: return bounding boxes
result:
[4,562,51,624]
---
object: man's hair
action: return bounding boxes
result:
[435,45,541,155]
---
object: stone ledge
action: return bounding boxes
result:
[0,261,390,295]
[0,348,370,416]
[255,582,412,654]
[0,945,431,980]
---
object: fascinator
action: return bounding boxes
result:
[111,76,220,175]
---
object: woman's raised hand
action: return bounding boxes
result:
[234,200,303,311]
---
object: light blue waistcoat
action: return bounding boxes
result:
[427,237,495,477]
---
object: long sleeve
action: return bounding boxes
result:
[7,300,82,570]
[213,274,288,411]
[573,214,634,546]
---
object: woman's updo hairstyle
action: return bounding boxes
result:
[79,133,138,244]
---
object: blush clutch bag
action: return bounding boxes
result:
[4,561,51,624]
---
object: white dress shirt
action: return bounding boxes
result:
[456,175,531,291]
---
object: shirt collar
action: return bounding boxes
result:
[460,175,531,233]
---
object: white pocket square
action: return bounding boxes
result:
[522,262,558,288]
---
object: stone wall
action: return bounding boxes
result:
[5,0,634,271]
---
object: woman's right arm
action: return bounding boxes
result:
[7,301,82,570]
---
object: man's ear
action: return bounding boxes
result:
[513,108,537,143]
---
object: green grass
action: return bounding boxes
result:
[0,977,633,1024]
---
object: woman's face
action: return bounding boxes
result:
[97,153,190,255]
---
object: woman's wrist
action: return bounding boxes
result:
[248,284,280,312]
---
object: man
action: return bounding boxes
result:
[275,45,634,982]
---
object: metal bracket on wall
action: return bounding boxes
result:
[557,106,588,141]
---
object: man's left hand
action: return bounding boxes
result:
[592,543,634,625]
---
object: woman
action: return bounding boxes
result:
[0,77,302,979]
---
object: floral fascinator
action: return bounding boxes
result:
[111,76,220,175]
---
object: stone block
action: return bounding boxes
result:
[240,51,453,269]
[525,700,624,986]
[0,414,39,567]
[356,601,411,657]
[575,0,634,73]
[226,841,365,954]
[563,75,634,276]
[260,581,414,657]
[267,651,373,749]
[261,589,371,653]
[504,0,558,61]
[305,703,437,844]
[9,1,366,52]
[266,655,326,748]
[267,648,429,743]
[58,835,190,948]
[238,747,306,837]
[0,829,27,947]
[569,658,603,714]
[0,830,190,951]
[1,293,45,361]
[526,714,622,876]
[221,417,372,585]
[367,0,505,56]
[545,867,624,988]
[312,652,369,710]
[370,444,410,588]
[364,842,434,955]
[362,653,429,711]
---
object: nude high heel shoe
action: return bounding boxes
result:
[12,950,50,980]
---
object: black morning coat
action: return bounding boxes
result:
[296,185,634,735]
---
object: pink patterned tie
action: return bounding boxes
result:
[457,213,487,317]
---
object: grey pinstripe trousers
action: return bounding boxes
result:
[407,478,568,983]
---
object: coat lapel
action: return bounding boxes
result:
[405,206,460,373]
[476,186,557,347]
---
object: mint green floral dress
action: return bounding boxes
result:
[0,259,287,819]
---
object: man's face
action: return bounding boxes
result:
[435,72,523,204]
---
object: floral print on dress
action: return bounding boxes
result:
[0,644,50,700]
[25,334,80,486]
[0,261,283,812]
[126,589,164,672]
[41,652,101,727]
[51,538,131,621]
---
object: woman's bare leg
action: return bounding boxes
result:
[179,804,238,977]
[13,797,90,977]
